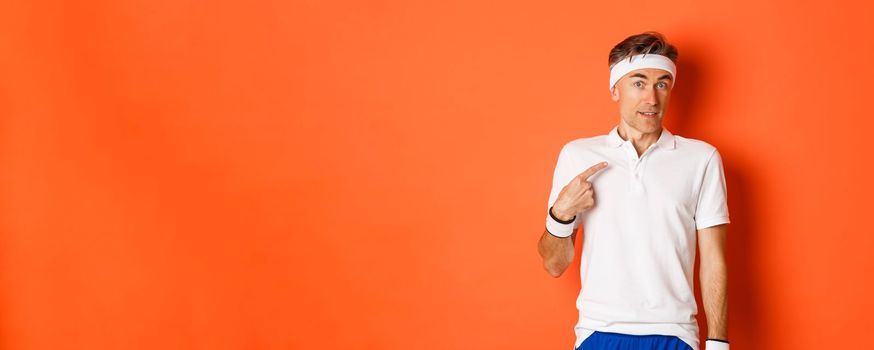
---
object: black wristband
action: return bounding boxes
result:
[549,206,575,224]
[706,338,729,344]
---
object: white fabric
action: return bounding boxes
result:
[705,340,730,350]
[546,212,577,237]
[609,54,676,90]
[545,126,730,350]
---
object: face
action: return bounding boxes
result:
[610,68,674,134]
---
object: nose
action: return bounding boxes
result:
[642,85,659,106]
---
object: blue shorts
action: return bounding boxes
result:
[575,331,693,350]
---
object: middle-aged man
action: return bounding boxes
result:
[537,32,730,350]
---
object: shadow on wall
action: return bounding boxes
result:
[666,43,763,349]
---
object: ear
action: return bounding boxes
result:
[610,85,620,102]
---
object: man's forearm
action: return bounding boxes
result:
[700,259,728,340]
[537,229,575,277]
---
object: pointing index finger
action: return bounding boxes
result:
[577,162,609,180]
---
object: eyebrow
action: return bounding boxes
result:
[629,73,673,81]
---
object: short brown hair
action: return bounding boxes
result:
[608,31,678,68]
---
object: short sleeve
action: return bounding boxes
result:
[546,145,581,231]
[695,149,731,230]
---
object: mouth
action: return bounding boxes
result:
[638,111,659,119]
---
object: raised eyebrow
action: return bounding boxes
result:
[629,73,673,81]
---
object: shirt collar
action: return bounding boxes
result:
[605,125,676,150]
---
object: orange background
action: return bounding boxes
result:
[1,0,872,349]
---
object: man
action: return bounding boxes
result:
[537,32,730,350]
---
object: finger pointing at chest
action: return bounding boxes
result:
[576,162,609,181]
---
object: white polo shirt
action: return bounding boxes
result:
[545,126,730,350]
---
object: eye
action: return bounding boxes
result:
[633,81,644,88]
[656,82,668,89]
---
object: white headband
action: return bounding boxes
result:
[608,54,676,90]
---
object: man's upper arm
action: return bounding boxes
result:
[695,147,730,262]
[698,224,727,264]
[546,144,582,232]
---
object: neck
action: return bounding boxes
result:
[617,120,662,156]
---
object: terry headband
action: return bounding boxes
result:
[608,54,676,90]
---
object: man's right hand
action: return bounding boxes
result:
[551,162,609,220]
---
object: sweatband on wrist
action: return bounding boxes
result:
[705,339,729,350]
[609,53,676,90]
[545,207,575,238]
